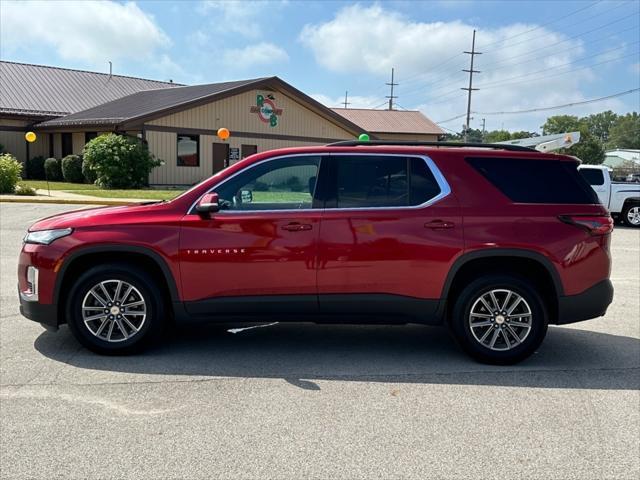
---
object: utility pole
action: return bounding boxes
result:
[386,67,398,110]
[461,30,481,142]
[481,118,486,141]
[342,91,351,109]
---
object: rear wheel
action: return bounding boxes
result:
[449,275,548,364]
[622,203,640,228]
[66,264,166,354]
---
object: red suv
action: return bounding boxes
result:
[18,142,614,364]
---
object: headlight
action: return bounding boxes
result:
[24,228,73,245]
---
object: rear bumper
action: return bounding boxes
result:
[557,279,613,325]
[19,290,59,330]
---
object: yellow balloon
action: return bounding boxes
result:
[217,127,230,140]
[25,131,37,143]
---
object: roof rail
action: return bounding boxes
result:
[326,140,537,152]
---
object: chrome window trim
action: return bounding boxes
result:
[188,152,451,215]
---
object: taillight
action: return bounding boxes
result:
[559,215,613,235]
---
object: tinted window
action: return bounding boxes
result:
[61,133,73,157]
[215,156,320,211]
[332,156,441,208]
[579,168,605,186]
[177,134,199,167]
[410,157,442,205]
[467,157,599,204]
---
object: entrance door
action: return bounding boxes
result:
[212,142,229,173]
[180,154,324,315]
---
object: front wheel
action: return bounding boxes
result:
[622,203,640,228]
[449,275,548,364]
[66,264,166,354]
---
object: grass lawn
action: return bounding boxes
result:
[70,189,184,200]
[20,180,185,200]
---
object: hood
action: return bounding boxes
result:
[29,202,168,231]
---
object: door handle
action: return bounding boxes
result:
[281,223,312,232]
[425,220,454,230]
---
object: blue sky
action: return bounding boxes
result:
[1,0,638,132]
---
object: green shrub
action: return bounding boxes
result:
[83,133,162,188]
[14,183,37,196]
[82,158,97,184]
[0,153,23,193]
[44,157,62,181]
[27,155,46,179]
[61,154,84,183]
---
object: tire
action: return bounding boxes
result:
[66,263,166,355]
[621,203,640,228]
[449,275,548,365]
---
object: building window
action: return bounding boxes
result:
[177,134,199,167]
[241,144,258,159]
[85,132,98,144]
[61,133,73,157]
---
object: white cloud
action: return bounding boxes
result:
[0,1,170,64]
[299,3,621,132]
[223,42,289,69]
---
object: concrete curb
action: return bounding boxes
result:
[0,197,142,206]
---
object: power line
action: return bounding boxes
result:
[474,88,640,115]
[476,51,639,91]
[476,41,640,89]
[478,0,603,50]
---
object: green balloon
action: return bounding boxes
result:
[358,133,370,142]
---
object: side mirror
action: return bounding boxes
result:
[195,192,220,215]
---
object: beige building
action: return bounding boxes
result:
[1,61,442,186]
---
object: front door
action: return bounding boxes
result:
[180,154,324,316]
[212,142,229,174]
[316,154,463,320]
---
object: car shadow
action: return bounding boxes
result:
[34,323,640,391]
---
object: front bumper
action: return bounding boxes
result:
[557,279,614,324]
[19,290,59,330]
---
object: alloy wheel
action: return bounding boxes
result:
[81,280,147,343]
[468,289,532,351]
[626,206,640,226]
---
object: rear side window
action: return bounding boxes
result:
[467,157,599,204]
[331,156,441,208]
[579,168,605,186]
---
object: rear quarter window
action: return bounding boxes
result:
[467,157,599,204]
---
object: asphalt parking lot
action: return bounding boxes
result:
[1,203,638,480]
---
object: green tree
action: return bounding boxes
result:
[542,115,604,164]
[584,110,618,143]
[83,133,162,188]
[484,130,511,143]
[510,131,537,140]
[607,112,640,149]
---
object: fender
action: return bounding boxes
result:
[440,248,564,299]
[53,244,180,305]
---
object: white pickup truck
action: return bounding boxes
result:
[578,165,640,228]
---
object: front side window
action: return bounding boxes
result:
[214,155,321,211]
[177,134,199,167]
[331,156,441,208]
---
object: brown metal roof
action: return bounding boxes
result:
[35,77,367,137]
[331,108,443,135]
[36,78,270,127]
[0,61,180,118]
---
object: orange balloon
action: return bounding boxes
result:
[217,127,230,140]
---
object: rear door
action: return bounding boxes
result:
[316,153,463,320]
